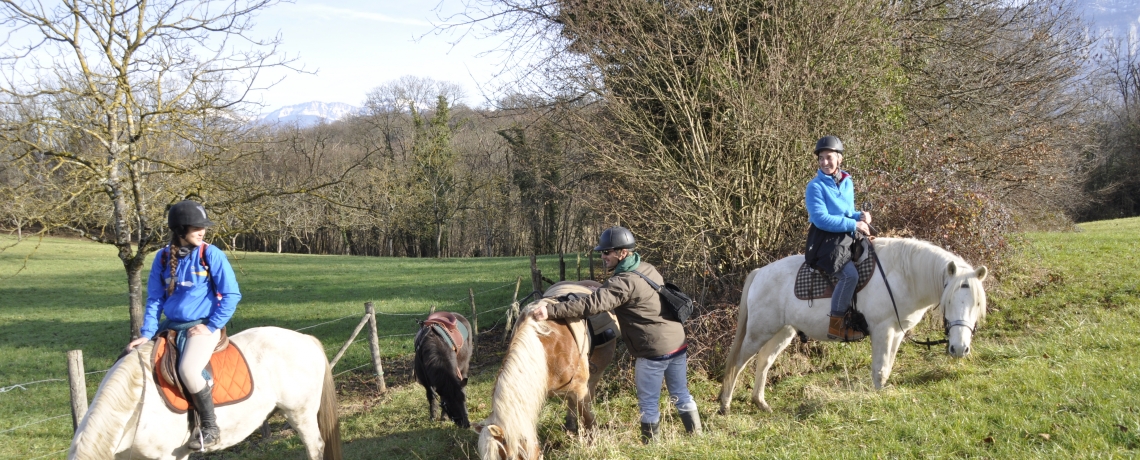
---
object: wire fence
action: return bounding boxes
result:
[0,278,526,450]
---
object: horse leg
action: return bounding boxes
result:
[282,407,325,460]
[877,328,907,389]
[749,326,798,412]
[425,386,440,421]
[719,326,766,415]
[870,327,899,390]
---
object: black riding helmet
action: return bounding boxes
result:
[594,226,636,251]
[167,200,215,230]
[813,135,844,155]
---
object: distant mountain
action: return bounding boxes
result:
[259,101,361,127]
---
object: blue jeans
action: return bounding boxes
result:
[634,352,697,424]
[830,260,858,316]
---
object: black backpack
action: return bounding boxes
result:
[631,270,694,323]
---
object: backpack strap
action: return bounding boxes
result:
[630,270,662,291]
[198,244,222,301]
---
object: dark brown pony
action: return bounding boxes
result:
[473,281,617,460]
[414,312,474,428]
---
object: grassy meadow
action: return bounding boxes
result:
[2,218,1139,459]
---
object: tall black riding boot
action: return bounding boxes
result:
[188,386,220,450]
[639,422,659,444]
[679,409,702,435]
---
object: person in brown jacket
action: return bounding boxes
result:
[531,226,701,443]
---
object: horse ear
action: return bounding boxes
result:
[975,266,988,281]
[488,424,504,438]
[472,423,484,434]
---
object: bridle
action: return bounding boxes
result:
[911,280,977,347]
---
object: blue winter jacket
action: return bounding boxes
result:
[805,169,863,234]
[140,244,242,339]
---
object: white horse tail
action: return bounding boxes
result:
[68,344,149,460]
[725,269,759,378]
[317,346,342,460]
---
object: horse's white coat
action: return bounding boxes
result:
[69,327,335,460]
[719,238,988,414]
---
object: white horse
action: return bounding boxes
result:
[69,327,341,460]
[719,237,988,414]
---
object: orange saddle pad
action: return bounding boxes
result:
[152,335,255,414]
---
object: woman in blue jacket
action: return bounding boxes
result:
[805,136,872,341]
[125,200,241,450]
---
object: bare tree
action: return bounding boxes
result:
[0,0,296,338]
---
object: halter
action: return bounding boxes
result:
[911,280,977,347]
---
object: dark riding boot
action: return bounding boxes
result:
[679,409,702,435]
[188,386,220,450]
[639,422,659,444]
[828,314,865,342]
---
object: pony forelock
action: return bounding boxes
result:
[69,343,149,459]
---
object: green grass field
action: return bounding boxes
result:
[2,218,1138,459]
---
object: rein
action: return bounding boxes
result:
[866,239,902,330]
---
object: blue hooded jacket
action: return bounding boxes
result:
[141,244,241,339]
[805,169,863,234]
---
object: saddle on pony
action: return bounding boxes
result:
[423,311,470,352]
[152,328,254,414]
[794,238,877,301]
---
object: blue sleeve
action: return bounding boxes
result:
[204,245,241,332]
[844,180,863,222]
[806,181,856,233]
[140,250,167,339]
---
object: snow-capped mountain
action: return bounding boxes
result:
[259,101,361,127]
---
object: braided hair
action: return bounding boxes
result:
[165,229,183,297]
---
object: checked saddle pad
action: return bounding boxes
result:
[152,331,254,414]
[794,255,877,300]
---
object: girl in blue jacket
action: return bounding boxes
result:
[125,200,241,450]
[805,136,872,341]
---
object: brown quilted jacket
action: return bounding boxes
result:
[545,261,685,358]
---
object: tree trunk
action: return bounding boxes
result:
[126,260,144,339]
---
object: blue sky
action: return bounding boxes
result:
[248,0,509,111]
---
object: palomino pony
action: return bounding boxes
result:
[719,237,988,414]
[414,311,474,428]
[474,281,617,460]
[69,327,341,460]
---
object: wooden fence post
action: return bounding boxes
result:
[330,313,372,368]
[469,288,479,347]
[505,276,522,343]
[559,252,566,281]
[364,302,387,393]
[67,350,88,432]
[429,305,436,315]
[577,253,581,280]
[530,254,542,294]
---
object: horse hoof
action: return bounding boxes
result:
[718,406,729,416]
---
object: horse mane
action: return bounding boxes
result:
[69,342,150,459]
[478,282,595,459]
[875,237,987,320]
[480,312,549,459]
